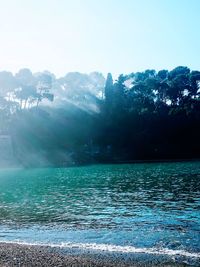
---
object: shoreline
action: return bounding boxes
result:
[0,242,192,267]
[1,158,200,170]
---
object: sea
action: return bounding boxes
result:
[0,162,199,265]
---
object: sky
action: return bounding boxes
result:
[0,0,199,78]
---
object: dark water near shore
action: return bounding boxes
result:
[0,162,199,265]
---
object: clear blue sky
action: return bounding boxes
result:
[0,0,199,77]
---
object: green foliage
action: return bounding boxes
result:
[1,66,200,166]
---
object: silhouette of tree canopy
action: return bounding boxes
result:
[0,66,200,166]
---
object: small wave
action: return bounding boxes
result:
[0,240,199,258]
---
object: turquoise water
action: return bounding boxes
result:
[0,162,199,264]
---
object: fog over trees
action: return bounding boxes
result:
[0,66,200,167]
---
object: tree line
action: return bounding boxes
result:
[100,66,200,162]
[0,66,199,166]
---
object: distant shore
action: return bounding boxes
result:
[102,158,200,165]
[0,242,188,267]
[1,158,199,169]
[34,158,200,169]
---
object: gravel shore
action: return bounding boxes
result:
[0,243,188,267]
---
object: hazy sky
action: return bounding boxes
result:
[0,0,199,77]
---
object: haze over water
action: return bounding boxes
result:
[0,162,199,265]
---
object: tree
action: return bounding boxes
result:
[14,85,37,109]
[35,73,54,106]
[0,71,18,97]
[15,68,35,87]
[167,67,191,105]
[189,71,200,98]
[104,73,114,103]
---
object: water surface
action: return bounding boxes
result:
[0,162,199,265]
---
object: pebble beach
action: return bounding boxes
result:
[0,243,188,267]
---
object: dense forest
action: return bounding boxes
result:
[0,66,200,167]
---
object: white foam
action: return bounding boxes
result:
[0,240,199,258]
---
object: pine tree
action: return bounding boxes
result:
[105,73,113,102]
